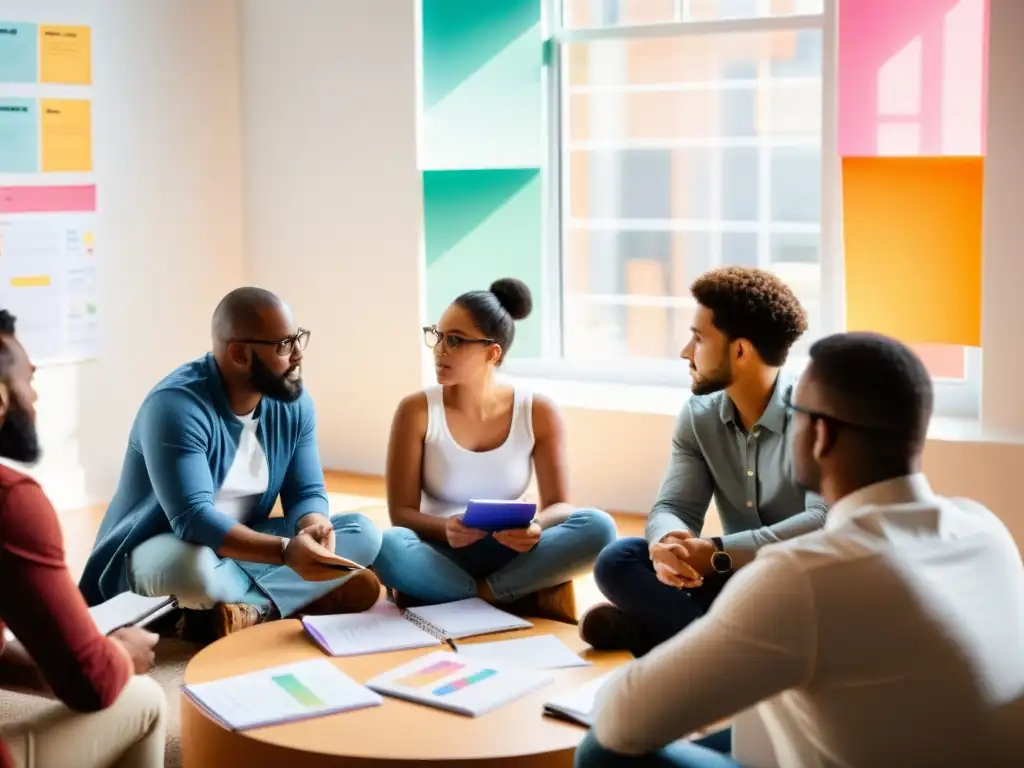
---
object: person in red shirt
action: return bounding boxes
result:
[0,309,167,767]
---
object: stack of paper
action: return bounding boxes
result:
[182,659,382,730]
[366,650,553,717]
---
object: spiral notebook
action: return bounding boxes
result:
[366,650,553,717]
[302,598,532,657]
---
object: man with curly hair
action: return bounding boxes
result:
[580,267,827,656]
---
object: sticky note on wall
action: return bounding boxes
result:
[40,25,91,85]
[842,156,983,347]
[41,99,92,172]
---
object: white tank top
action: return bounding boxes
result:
[419,385,535,518]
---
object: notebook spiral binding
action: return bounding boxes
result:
[401,610,448,641]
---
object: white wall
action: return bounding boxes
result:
[240,0,423,474]
[0,0,246,507]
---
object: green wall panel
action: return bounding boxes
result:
[421,0,543,169]
[423,168,543,360]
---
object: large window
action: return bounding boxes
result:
[508,0,979,418]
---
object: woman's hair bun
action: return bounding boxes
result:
[489,277,533,321]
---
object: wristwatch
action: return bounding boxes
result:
[710,537,733,574]
[279,537,290,564]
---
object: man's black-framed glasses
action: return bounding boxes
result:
[783,391,895,432]
[234,328,311,357]
[422,325,495,351]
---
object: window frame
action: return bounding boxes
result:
[509,0,980,420]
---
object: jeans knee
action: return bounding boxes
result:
[331,512,383,564]
[373,527,416,582]
[569,508,618,555]
[593,536,647,597]
[574,730,612,768]
[130,535,223,606]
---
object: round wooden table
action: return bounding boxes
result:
[180,617,630,768]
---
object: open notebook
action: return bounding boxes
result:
[302,598,532,657]
[3,592,176,643]
[366,650,553,717]
[542,671,616,727]
[182,658,382,731]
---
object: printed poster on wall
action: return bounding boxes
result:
[0,203,99,362]
[0,20,97,364]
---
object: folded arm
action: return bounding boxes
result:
[645,401,715,545]
[593,550,816,755]
[0,482,131,711]
[720,490,828,567]
[138,389,284,564]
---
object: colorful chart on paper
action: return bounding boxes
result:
[432,668,499,696]
[271,673,326,709]
[395,659,465,688]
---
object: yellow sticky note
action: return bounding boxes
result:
[41,99,92,172]
[10,275,51,288]
[842,156,983,347]
[39,25,91,85]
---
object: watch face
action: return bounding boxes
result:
[711,551,732,573]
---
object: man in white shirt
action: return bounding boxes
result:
[576,332,1024,768]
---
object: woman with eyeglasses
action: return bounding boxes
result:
[372,278,617,621]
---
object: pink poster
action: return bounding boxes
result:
[838,0,989,156]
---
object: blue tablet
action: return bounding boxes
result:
[462,499,537,531]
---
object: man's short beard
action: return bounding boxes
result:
[690,359,733,396]
[248,353,303,403]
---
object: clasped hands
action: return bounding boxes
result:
[649,530,715,589]
[447,514,541,553]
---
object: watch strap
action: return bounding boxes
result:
[280,537,290,564]
[711,536,724,552]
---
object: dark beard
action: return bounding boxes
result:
[0,403,41,464]
[691,360,733,396]
[248,353,303,403]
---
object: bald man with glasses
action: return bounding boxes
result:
[79,288,383,643]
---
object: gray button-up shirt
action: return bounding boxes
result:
[645,371,827,566]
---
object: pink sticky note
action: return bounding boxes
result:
[839,0,988,157]
[0,184,96,214]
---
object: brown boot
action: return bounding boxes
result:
[178,603,277,645]
[505,581,578,624]
[301,569,382,615]
[536,581,578,624]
